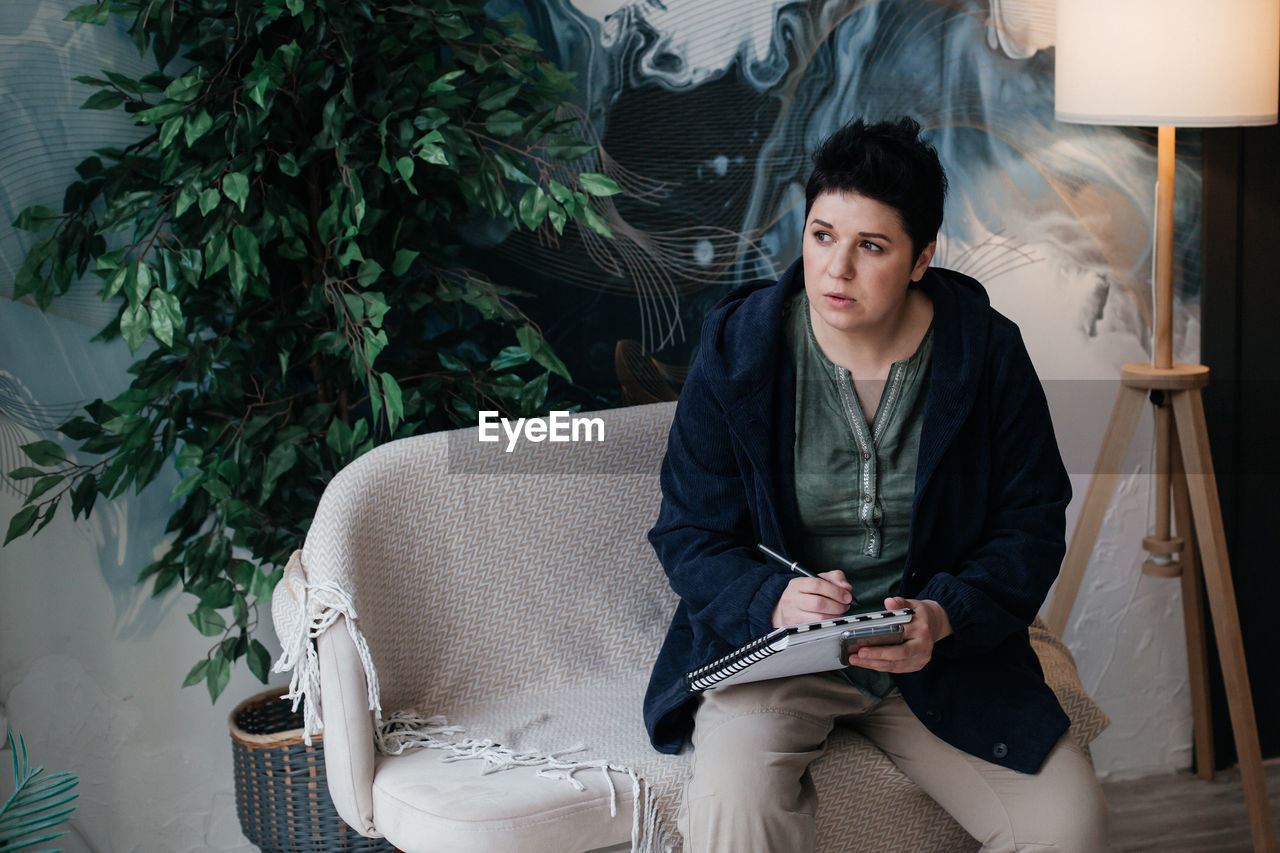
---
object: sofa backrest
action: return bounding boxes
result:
[303,401,679,717]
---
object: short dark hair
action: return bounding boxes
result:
[804,116,948,259]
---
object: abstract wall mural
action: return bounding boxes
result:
[470,0,1202,402]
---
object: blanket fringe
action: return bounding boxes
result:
[271,550,381,742]
[271,550,671,851]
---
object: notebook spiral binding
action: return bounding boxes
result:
[684,609,913,693]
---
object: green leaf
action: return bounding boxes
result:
[183,110,214,146]
[261,444,297,497]
[165,75,204,103]
[206,654,230,702]
[203,477,233,500]
[516,325,571,380]
[149,290,183,347]
[547,179,573,204]
[518,186,549,230]
[175,444,203,470]
[21,440,66,466]
[228,252,248,299]
[9,467,46,480]
[12,205,60,232]
[546,134,596,161]
[134,100,183,124]
[427,69,465,94]
[416,142,449,167]
[64,3,110,24]
[232,225,261,276]
[205,232,229,276]
[438,351,469,372]
[198,188,221,216]
[485,109,523,137]
[189,607,226,637]
[392,249,419,276]
[173,185,197,218]
[222,172,250,212]
[326,417,354,458]
[577,202,614,238]
[520,372,549,411]
[25,474,65,504]
[71,474,98,519]
[4,506,39,544]
[493,152,534,185]
[395,155,415,183]
[126,261,152,305]
[357,259,383,287]
[182,659,210,687]
[59,417,100,440]
[170,472,203,501]
[490,345,531,371]
[200,580,234,609]
[278,152,300,177]
[246,75,270,109]
[247,639,272,683]
[380,373,404,430]
[477,81,521,111]
[231,594,248,628]
[578,172,622,197]
[249,566,279,601]
[121,301,149,353]
[159,115,183,149]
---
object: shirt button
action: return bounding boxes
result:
[992,742,1009,759]
[863,451,871,460]
[863,494,872,503]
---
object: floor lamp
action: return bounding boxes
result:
[1048,1,1279,851]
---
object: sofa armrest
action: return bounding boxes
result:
[318,614,381,837]
[1029,619,1110,747]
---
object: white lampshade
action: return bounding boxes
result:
[1056,0,1280,127]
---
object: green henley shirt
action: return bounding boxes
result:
[786,290,933,697]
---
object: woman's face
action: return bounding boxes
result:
[802,190,935,343]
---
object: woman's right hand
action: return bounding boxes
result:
[770,571,854,627]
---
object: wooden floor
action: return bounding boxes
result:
[1104,760,1280,852]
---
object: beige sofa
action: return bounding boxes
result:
[271,401,1108,853]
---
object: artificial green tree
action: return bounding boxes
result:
[5,0,618,701]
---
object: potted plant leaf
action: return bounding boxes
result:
[0,730,80,853]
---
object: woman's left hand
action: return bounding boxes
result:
[848,596,953,673]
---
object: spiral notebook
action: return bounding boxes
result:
[685,608,914,692]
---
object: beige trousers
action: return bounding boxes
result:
[677,672,1108,853]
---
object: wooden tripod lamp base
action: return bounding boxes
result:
[1044,360,1277,853]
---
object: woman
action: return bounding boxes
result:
[642,118,1107,852]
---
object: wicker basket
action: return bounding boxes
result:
[229,688,395,852]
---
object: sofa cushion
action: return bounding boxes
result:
[370,747,638,853]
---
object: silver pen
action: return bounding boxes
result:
[756,543,862,607]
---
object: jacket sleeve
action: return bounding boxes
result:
[917,328,1071,658]
[648,360,791,650]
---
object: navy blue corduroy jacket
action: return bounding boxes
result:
[642,260,1072,774]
